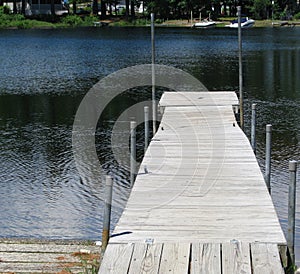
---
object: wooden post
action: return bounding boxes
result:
[237,6,244,130]
[102,175,113,252]
[265,124,272,193]
[130,121,137,186]
[151,13,157,135]
[287,160,298,264]
[144,106,149,154]
[251,103,257,154]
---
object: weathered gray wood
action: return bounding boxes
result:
[0,262,83,273]
[251,243,284,274]
[222,242,251,274]
[111,92,285,245]
[0,242,100,253]
[127,243,148,273]
[128,243,163,274]
[0,251,79,262]
[0,240,100,273]
[190,243,221,274]
[158,243,190,274]
[99,243,134,274]
[158,92,239,108]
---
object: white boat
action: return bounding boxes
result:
[226,17,255,28]
[193,20,216,28]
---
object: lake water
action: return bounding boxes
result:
[0,26,299,259]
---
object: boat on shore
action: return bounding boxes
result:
[193,19,216,28]
[226,17,255,28]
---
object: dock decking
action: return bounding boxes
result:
[99,91,287,273]
[99,242,284,274]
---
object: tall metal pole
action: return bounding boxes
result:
[151,13,157,135]
[251,103,257,154]
[130,121,137,187]
[287,160,298,264]
[237,6,244,130]
[102,175,113,252]
[265,124,272,193]
[144,106,149,154]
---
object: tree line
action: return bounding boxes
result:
[1,0,299,20]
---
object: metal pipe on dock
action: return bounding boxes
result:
[144,106,149,154]
[151,13,157,135]
[130,121,137,186]
[265,124,272,193]
[251,103,257,154]
[287,160,298,264]
[102,175,113,252]
[237,6,244,130]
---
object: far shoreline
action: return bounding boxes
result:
[1,16,300,30]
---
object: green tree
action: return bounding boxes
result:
[251,0,271,18]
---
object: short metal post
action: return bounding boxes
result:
[130,121,137,186]
[287,160,298,264]
[265,124,272,193]
[238,6,244,130]
[151,13,157,135]
[102,175,113,252]
[144,106,149,154]
[251,103,257,154]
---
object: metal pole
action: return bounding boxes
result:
[265,124,272,193]
[151,13,157,135]
[237,6,244,130]
[144,106,149,154]
[102,175,113,252]
[287,160,298,264]
[130,121,137,186]
[251,103,257,154]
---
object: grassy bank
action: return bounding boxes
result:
[0,7,100,29]
[1,8,300,29]
[109,17,300,28]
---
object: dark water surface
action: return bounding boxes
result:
[0,26,299,257]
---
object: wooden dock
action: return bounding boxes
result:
[0,239,100,273]
[99,91,287,273]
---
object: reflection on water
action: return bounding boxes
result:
[0,28,299,251]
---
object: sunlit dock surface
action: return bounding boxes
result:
[99,92,287,273]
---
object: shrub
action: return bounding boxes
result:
[83,15,99,25]
[294,12,300,20]
[61,14,83,26]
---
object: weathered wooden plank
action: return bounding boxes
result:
[222,242,251,274]
[159,92,239,107]
[110,230,286,245]
[0,262,83,273]
[251,243,284,274]
[158,243,190,274]
[127,243,148,273]
[99,243,134,274]
[190,243,221,274]
[128,243,163,274]
[0,251,79,262]
[0,243,100,253]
